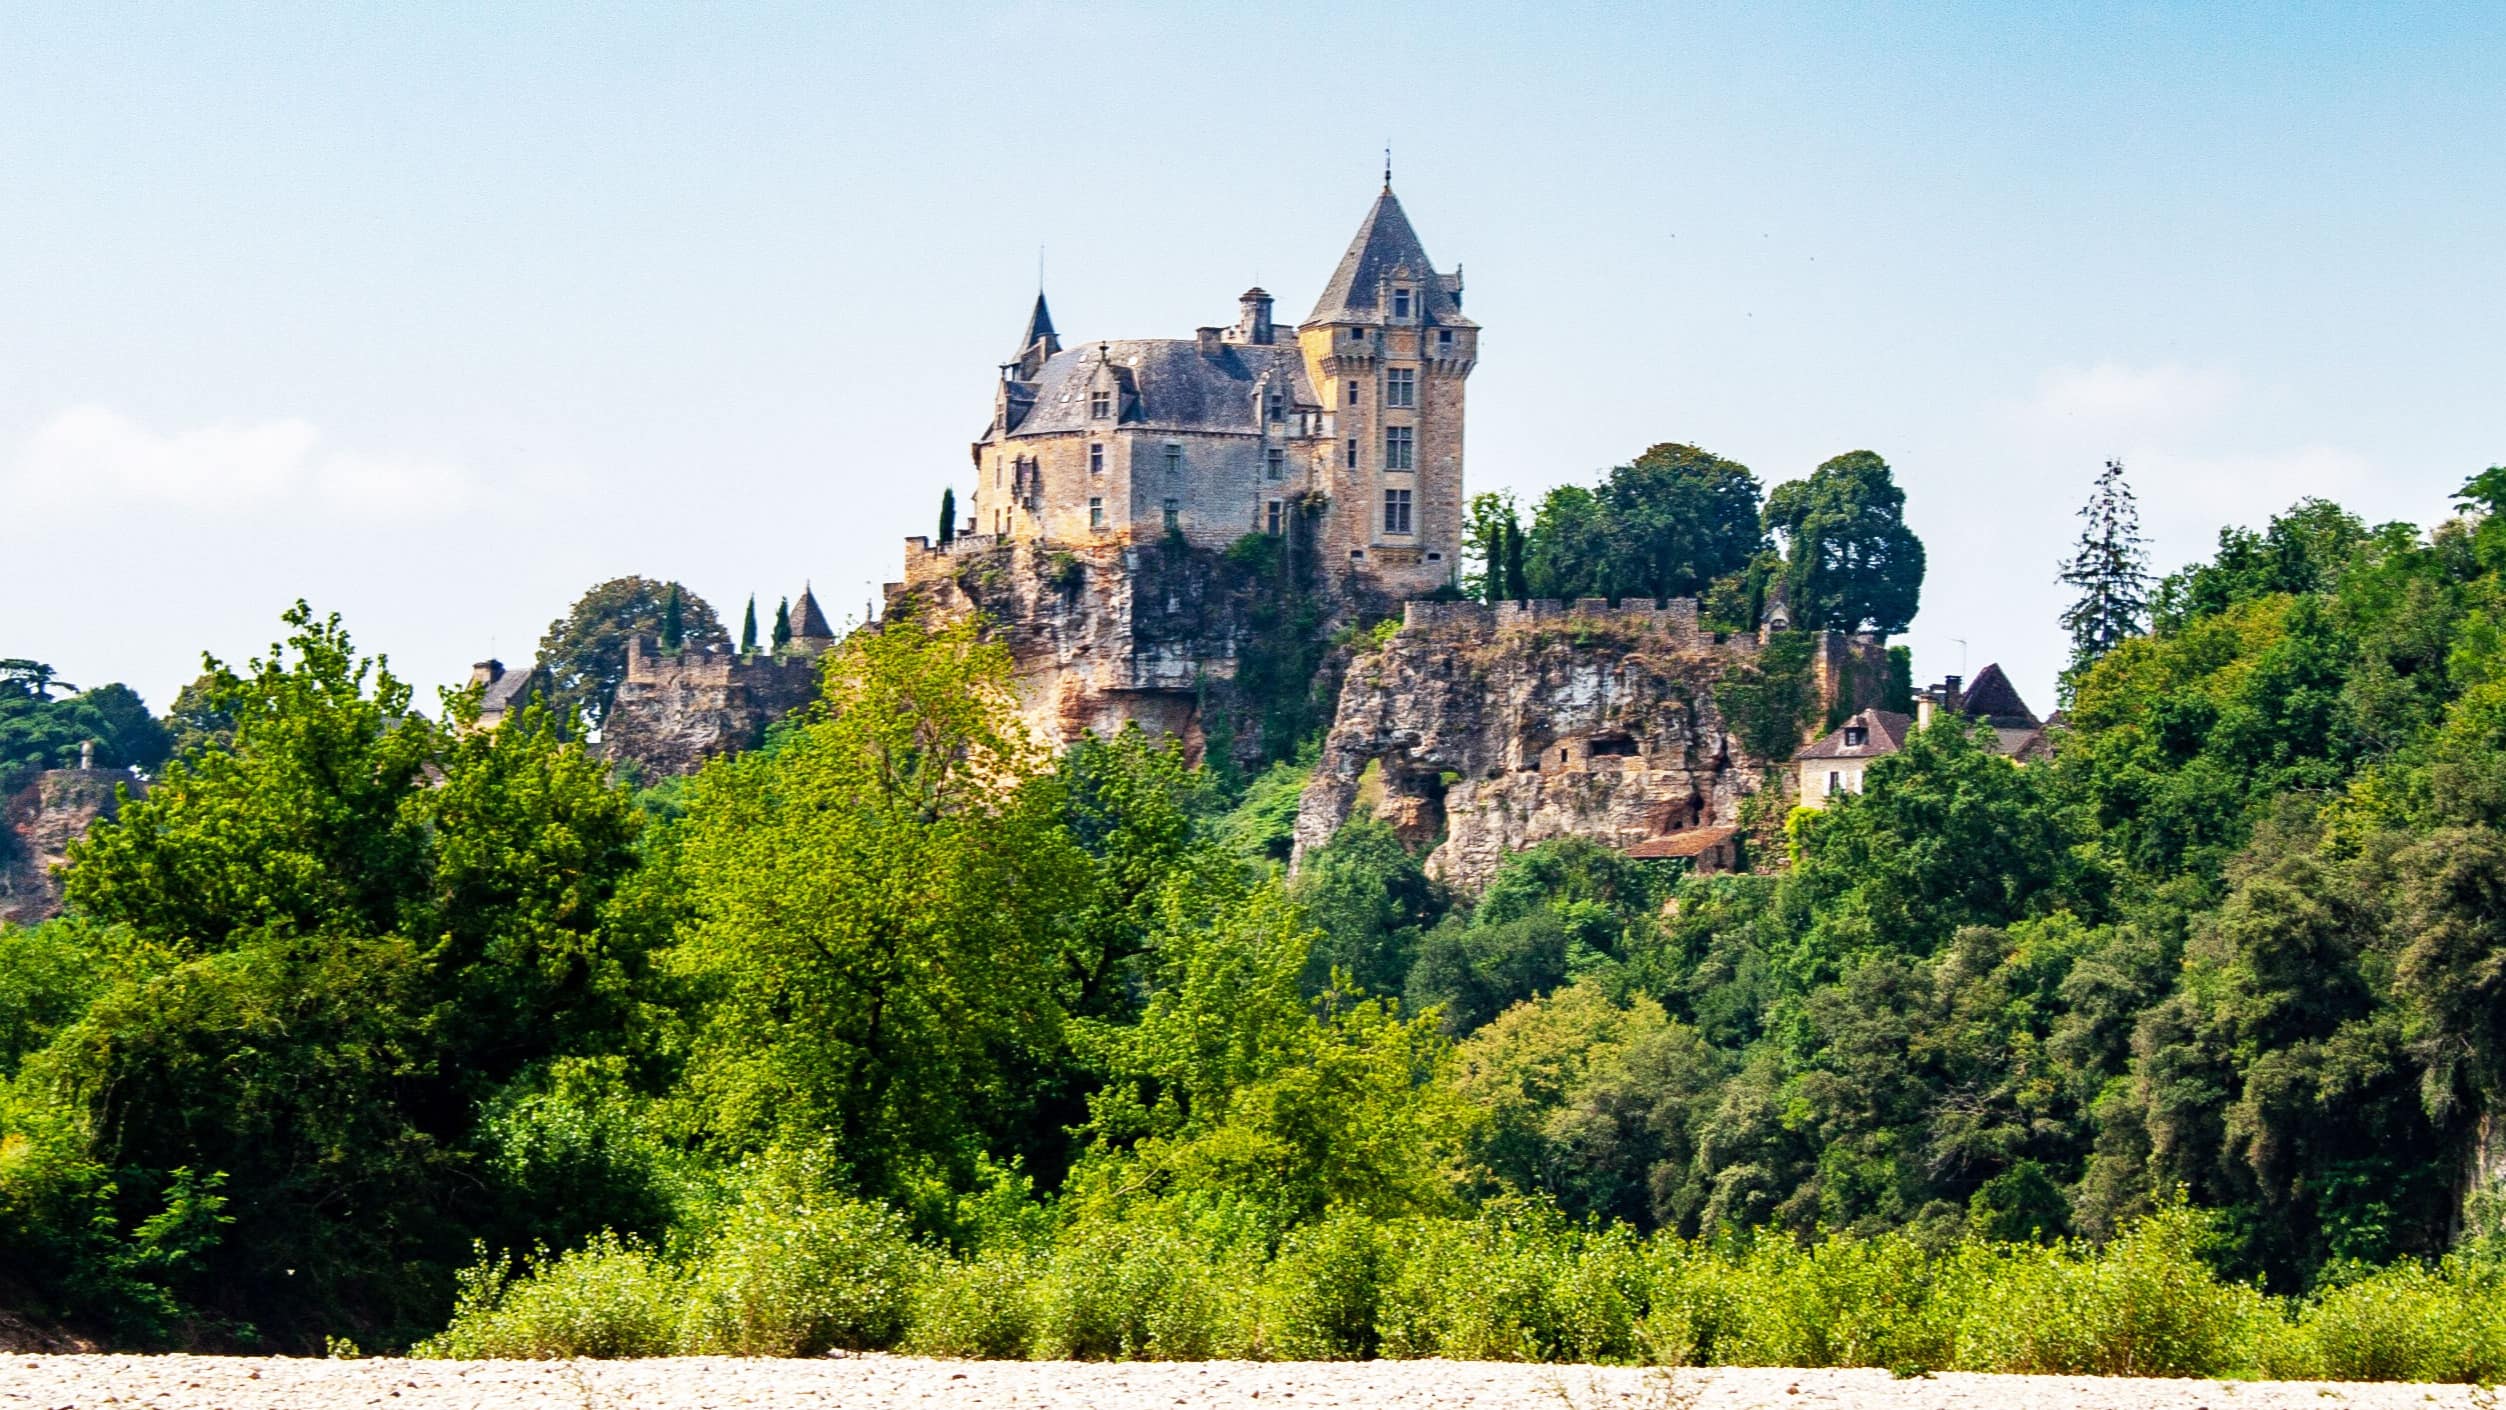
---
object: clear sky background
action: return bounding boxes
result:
[5,2,2501,715]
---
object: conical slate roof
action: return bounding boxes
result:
[790,584,835,641]
[1012,292,1059,361]
[1305,187,1469,327]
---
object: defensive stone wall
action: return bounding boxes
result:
[600,636,823,780]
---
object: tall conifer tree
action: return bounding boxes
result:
[2058,459,2151,695]
[660,583,685,652]
[740,595,759,655]
[938,487,957,545]
[772,597,793,652]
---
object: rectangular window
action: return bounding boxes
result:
[1267,392,1283,421]
[1266,500,1284,535]
[1089,443,1104,474]
[1386,367,1416,407]
[1265,448,1285,480]
[1345,438,1358,469]
[1383,488,1413,535]
[1345,379,1358,407]
[1393,288,1411,318]
[1164,444,1182,477]
[1089,496,1104,528]
[1828,770,1843,796]
[1162,499,1180,532]
[1438,329,1453,346]
[1090,390,1111,419]
[1385,425,1414,470]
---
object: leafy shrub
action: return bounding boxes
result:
[417,1234,680,1359]
[1941,1205,2273,1377]
[1028,1220,1250,1360]
[905,1248,1041,1358]
[673,1179,926,1355]
[1256,1208,1389,1359]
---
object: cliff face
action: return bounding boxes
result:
[1294,600,1886,893]
[1,768,139,925]
[886,532,1374,767]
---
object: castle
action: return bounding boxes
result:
[937,180,1477,601]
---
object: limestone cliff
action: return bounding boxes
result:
[1293,599,1885,893]
[1,768,140,925]
[885,529,1376,768]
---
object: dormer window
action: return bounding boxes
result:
[1393,288,1412,318]
[1267,391,1283,421]
[1090,390,1111,419]
[1844,725,1868,747]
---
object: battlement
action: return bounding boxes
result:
[1400,596,1709,641]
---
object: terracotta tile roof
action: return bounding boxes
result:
[1625,825,1740,859]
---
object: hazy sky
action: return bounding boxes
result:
[5,2,2501,714]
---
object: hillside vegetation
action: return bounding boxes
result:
[6,474,2506,1376]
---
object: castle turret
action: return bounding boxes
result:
[1011,291,1059,381]
[1299,182,1477,598]
[789,584,837,652]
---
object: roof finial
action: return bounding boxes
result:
[1383,144,1392,189]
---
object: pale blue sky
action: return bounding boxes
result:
[4,2,2501,713]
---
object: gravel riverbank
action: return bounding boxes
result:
[1,1356,2493,1409]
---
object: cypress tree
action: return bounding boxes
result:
[2057,459,2151,697]
[660,583,685,652]
[772,597,793,652]
[1503,515,1529,601]
[740,595,759,655]
[938,487,957,545]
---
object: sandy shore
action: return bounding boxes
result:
[0,1356,2493,1409]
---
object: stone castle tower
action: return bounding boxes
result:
[960,182,1477,600]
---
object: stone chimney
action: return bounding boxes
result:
[1236,287,1274,345]
[1195,326,1223,357]
[470,659,506,688]
[78,739,94,771]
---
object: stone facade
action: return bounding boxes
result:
[958,184,1475,606]
[1294,600,1887,893]
[1,767,140,925]
[600,635,824,780]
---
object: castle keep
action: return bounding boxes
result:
[930,181,1477,602]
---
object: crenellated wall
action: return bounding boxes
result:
[600,636,824,780]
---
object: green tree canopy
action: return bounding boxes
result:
[1764,450,1925,635]
[535,577,728,733]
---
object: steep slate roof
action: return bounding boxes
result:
[999,340,1317,440]
[1304,187,1474,327]
[1795,708,1915,761]
[1012,292,1057,360]
[1958,663,2038,729]
[479,663,541,715]
[790,585,835,641]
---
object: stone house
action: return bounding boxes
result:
[1793,662,2050,808]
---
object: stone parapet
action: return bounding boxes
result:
[1399,596,1706,642]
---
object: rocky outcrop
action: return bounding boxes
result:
[601,637,822,780]
[886,531,1373,768]
[1,767,141,925]
[1293,600,1886,893]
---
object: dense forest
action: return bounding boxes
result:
[7,460,2506,1377]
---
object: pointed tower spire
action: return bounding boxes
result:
[790,581,836,646]
[1304,186,1470,328]
[1009,291,1060,382]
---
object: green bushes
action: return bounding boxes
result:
[421,1200,2506,1379]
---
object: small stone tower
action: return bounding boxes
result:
[1297,180,1479,599]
